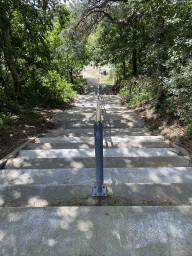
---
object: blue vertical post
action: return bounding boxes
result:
[94,121,103,193]
[93,120,106,197]
[93,80,106,197]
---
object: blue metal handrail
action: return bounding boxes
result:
[93,78,107,197]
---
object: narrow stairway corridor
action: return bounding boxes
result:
[0,71,192,255]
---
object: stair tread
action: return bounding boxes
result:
[35,135,161,143]
[1,167,192,185]
[18,148,178,159]
[1,206,191,255]
[27,141,171,150]
[42,130,152,138]
[5,156,189,169]
[18,148,179,159]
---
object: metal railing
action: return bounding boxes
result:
[93,79,107,197]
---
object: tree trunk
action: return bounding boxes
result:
[142,26,146,51]
[132,48,137,76]
[0,64,7,100]
[43,0,48,11]
[0,64,6,87]
[1,30,22,98]
[132,30,137,76]
[129,82,132,95]
[69,69,74,84]
[154,85,163,111]
[123,60,126,80]
[149,6,167,111]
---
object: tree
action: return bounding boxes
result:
[0,0,76,109]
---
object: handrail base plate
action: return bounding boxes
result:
[93,185,107,197]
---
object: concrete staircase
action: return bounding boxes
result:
[1,91,192,255]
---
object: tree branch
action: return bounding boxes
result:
[85,10,141,24]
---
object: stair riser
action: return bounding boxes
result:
[34,136,160,144]
[27,141,171,150]
[53,114,141,121]
[18,148,178,159]
[74,104,126,109]
[35,135,162,143]
[51,122,145,129]
[43,130,151,137]
[5,156,189,169]
[1,183,192,207]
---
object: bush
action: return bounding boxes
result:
[119,76,158,106]
[0,112,18,130]
[163,60,192,105]
[22,70,76,107]
[71,78,84,94]
[162,59,192,135]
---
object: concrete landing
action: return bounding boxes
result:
[0,206,192,255]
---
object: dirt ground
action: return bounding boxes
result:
[0,103,74,160]
[129,102,192,162]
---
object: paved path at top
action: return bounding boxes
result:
[82,71,112,95]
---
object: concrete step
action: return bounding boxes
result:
[103,119,145,128]
[27,140,171,150]
[18,148,179,159]
[34,135,164,144]
[74,97,124,106]
[52,109,141,121]
[75,95,120,99]
[1,167,192,186]
[52,112,96,122]
[74,100,122,105]
[57,107,130,121]
[52,120,145,129]
[0,206,192,255]
[101,112,141,121]
[66,107,133,113]
[31,135,168,149]
[73,103,123,108]
[74,96,122,103]
[44,128,151,137]
[1,183,192,206]
[74,96,121,101]
[5,156,189,169]
[74,95,122,102]
[74,102,125,108]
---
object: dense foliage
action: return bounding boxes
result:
[0,0,86,129]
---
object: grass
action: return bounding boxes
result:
[84,69,114,85]
[0,112,18,130]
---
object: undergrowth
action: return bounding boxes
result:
[116,75,192,137]
[0,73,84,131]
